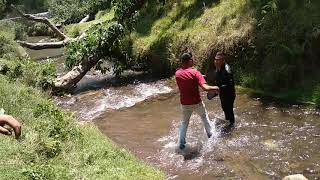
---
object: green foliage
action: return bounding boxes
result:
[0,75,164,179]
[235,0,320,92]
[27,22,54,36]
[62,0,147,77]
[0,33,26,59]
[0,20,28,59]
[65,22,124,70]
[112,0,137,23]
[1,0,48,16]
[68,25,80,38]
[20,0,49,13]
[0,59,56,90]
[49,0,111,24]
[0,20,27,41]
[313,85,320,107]
[0,0,19,18]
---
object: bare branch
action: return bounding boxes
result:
[17,40,66,50]
[79,14,90,24]
[11,5,68,40]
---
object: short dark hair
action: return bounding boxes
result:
[180,52,192,63]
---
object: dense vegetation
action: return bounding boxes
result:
[1,0,319,104]
[99,0,320,105]
[0,0,319,178]
[0,1,165,179]
[0,20,27,59]
[0,73,164,179]
[49,0,111,24]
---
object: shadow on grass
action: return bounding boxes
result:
[134,0,220,37]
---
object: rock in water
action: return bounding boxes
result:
[283,174,308,180]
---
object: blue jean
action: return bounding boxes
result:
[179,101,212,146]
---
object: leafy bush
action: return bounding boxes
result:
[0,20,27,40]
[68,25,81,38]
[234,0,320,93]
[20,0,49,13]
[0,59,56,90]
[0,32,26,59]
[27,22,54,36]
[49,0,111,24]
[0,75,164,179]
[0,20,28,59]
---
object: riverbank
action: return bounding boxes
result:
[0,74,164,179]
[63,0,320,106]
[237,86,320,107]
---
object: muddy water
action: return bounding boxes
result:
[27,38,320,179]
[57,81,320,180]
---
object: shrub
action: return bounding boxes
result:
[49,0,111,24]
[68,25,81,38]
[28,22,54,36]
[0,32,26,59]
[0,59,56,90]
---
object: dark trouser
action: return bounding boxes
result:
[220,96,235,126]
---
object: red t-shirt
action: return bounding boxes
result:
[175,67,207,105]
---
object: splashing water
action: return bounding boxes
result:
[156,113,224,171]
[56,81,173,120]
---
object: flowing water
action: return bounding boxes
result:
[28,38,320,180]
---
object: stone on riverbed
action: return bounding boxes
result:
[283,174,308,180]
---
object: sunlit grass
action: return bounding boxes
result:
[64,9,115,37]
[131,0,255,64]
[0,75,164,179]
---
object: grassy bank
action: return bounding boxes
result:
[64,10,115,38]
[237,86,320,106]
[62,0,320,106]
[0,74,164,179]
[0,20,28,59]
[128,0,320,106]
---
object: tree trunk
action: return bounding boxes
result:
[53,56,100,91]
[79,14,90,24]
[12,5,67,40]
[17,40,66,50]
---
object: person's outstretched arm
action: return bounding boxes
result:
[195,70,220,93]
[0,115,21,139]
[200,83,220,92]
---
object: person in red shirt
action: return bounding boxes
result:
[176,52,219,150]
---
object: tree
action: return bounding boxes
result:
[11,0,147,91]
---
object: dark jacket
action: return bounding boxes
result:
[207,63,236,99]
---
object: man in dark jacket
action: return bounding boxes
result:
[207,52,236,131]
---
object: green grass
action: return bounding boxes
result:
[121,0,256,77]
[0,20,28,59]
[64,9,115,37]
[237,85,320,106]
[128,0,320,106]
[0,75,164,180]
[131,0,254,62]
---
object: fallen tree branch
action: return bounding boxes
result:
[53,56,100,91]
[17,40,66,50]
[79,14,90,24]
[11,5,67,40]
[17,34,86,50]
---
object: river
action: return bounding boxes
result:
[27,37,320,180]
